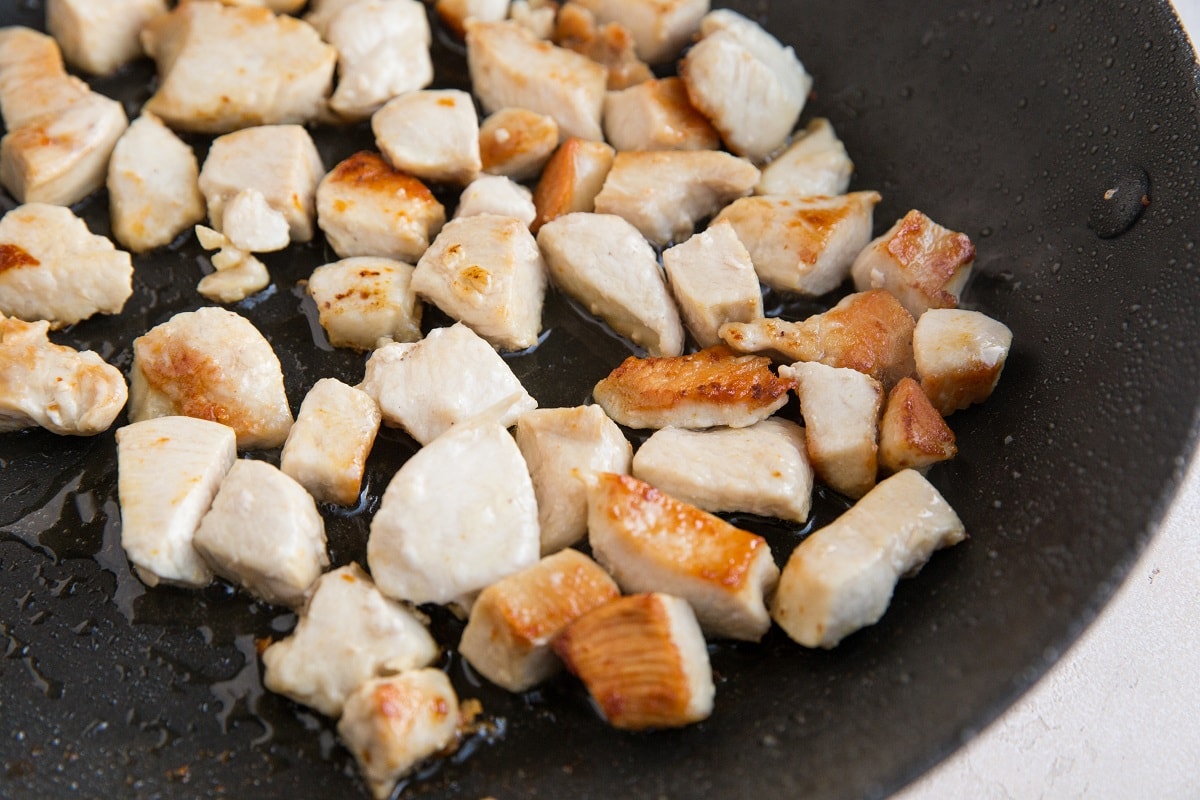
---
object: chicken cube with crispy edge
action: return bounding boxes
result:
[850,209,977,317]
[307,257,424,351]
[437,0,510,38]
[632,418,813,524]
[46,0,166,76]
[367,421,540,606]
[372,89,481,186]
[358,322,537,446]
[326,0,433,121]
[262,564,439,718]
[662,219,762,349]
[140,1,337,134]
[513,405,633,555]
[554,2,654,91]
[116,416,237,589]
[454,175,537,228]
[879,377,957,474]
[536,212,684,357]
[0,27,90,131]
[780,360,882,500]
[554,592,715,730]
[338,670,461,800]
[467,19,607,142]
[317,151,446,263]
[712,191,881,297]
[530,138,615,233]
[602,77,720,152]
[459,549,621,692]
[572,0,708,64]
[479,107,560,182]
[129,307,294,450]
[913,308,1013,415]
[755,117,854,197]
[771,469,965,648]
[281,378,382,506]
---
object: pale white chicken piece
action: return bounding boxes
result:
[632,418,813,524]
[509,0,557,40]
[661,219,762,349]
[358,322,537,445]
[373,89,481,185]
[0,203,132,328]
[307,256,423,350]
[602,77,720,152]
[193,225,271,304]
[537,212,683,357]
[0,313,127,435]
[756,117,854,197]
[771,469,965,648]
[262,563,439,717]
[454,175,537,228]
[367,421,540,606]
[129,307,294,450]
[141,1,337,134]
[193,459,329,607]
[218,189,290,253]
[0,27,90,131]
[326,0,433,120]
[592,150,759,246]
[437,0,510,36]
[913,308,1013,415]
[115,416,237,588]
[572,0,708,63]
[479,107,560,181]
[412,214,546,351]
[531,137,614,232]
[513,405,632,554]
[281,378,382,506]
[46,0,166,75]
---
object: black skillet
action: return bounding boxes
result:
[3,1,1199,798]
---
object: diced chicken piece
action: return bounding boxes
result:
[513,405,632,554]
[554,2,653,90]
[307,256,424,350]
[358,322,537,445]
[780,360,882,499]
[368,421,540,606]
[373,89,481,185]
[326,0,433,120]
[913,308,1013,415]
[712,191,881,296]
[531,138,614,232]
[509,0,558,39]
[632,418,812,523]
[603,77,720,152]
[281,378,382,506]
[46,0,166,75]
[879,377,957,474]
[662,219,762,349]
[262,563,439,717]
[218,189,290,252]
[454,175,536,227]
[756,117,854,197]
[850,209,976,317]
[459,549,620,692]
[0,27,90,131]
[194,225,271,304]
[115,416,236,588]
[593,150,759,246]
[554,592,714,729]
[0,203,133,328]
[467,19,607,141]
[338,670,460,800]
[317,151,446,263]
[593,345,793,430]
[0,313,127,435]
[413,214,546,350]
[537,212,683,356]
[572,0,707,63]
[141,1,337,134]
[129,307,294,449]
[108,113,205,253]
[437,0,510,37]
[479,107,559,181]
[303,0,360,36]
[771,469,965,648]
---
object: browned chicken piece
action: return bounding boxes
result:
[913,308,1013,415]
[850,209,976,317]
[572,0,709,64]
[46,0,166,76]
[602,77,721,152]
[553,592,714,730]
[307,257,424,350]
[592,345,794,430]
[554,2,654,90]
[531,138,615,232]
[878,377,957,474]
[479,107,560,181]
[662,219,762,349]
[436,0,510,38]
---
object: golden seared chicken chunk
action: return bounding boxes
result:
[593,346,793,430]
[530,138,615,232]
[116,416,236,588]
[513,405,632,554]
[307,256,423,350]
[0,313,127,435]
[368,422,540,606]
[413,214,547,351]
[713,191,881,297]
[453,175,537,228]
[459,549,620,692]
[755,118,854,197]
[280,378,382,506]
[316,151,446,263]
[554,592,714,729]
[467,19,607,141]
[593,150,759,247]
[913,308,1013,415]
[851,209,976,317]
[359,322,537,445]
[0,203,132,327]
[554,2,653,90]
[437,0,510,37]
[662,219,762,349]
[537,212,684,356]
[781,360,882,499]
[479,107,560,181]
[129,307,294,450]
[193,225,271,303]
[771,469,965,648]
[141,1,336,134]
[573,0,708,63]
[603,77,719,154]
[326,0,432,120]
[583,472,778,640]
[262,564,439,717]
[373,89,481,185]
[632,418,813,524]
[878,377,957,474]
[46,0,165,75]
